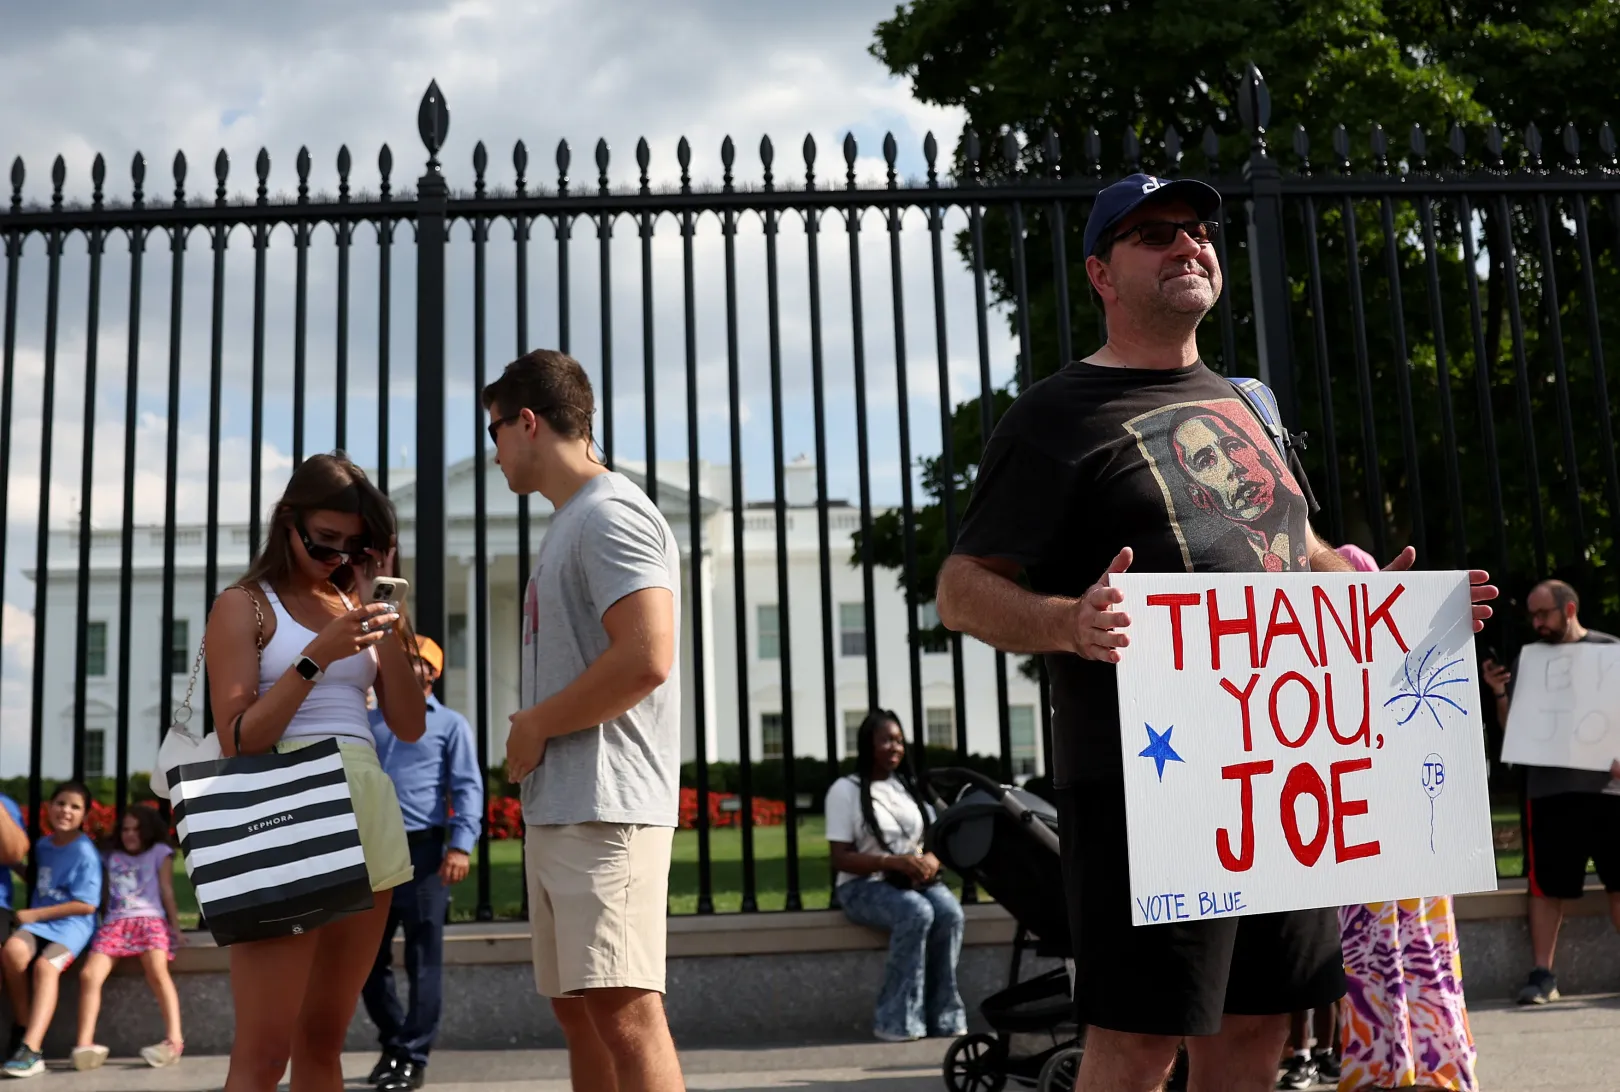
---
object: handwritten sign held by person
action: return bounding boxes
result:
[1114,571,1497,926]
[1500,642,1620,772]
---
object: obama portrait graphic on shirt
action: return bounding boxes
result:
[1125,397,1311,573]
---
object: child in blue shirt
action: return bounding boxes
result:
[0,782,102,1079]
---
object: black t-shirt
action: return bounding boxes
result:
[1509,630,1620,798]
[953,361,1319,788]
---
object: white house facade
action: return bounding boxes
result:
[27,457,1047,786]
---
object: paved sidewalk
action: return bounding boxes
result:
[28,994,1620,1090]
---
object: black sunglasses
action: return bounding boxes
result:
[1108,219,1220,249]
[488,405,561,446]
[487,413,523,445]
[294,512,368,565]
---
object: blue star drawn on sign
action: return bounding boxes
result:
[1138,723,1185,782]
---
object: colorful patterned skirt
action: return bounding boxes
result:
[1338,898,1477,1091]
[90,916,177,961]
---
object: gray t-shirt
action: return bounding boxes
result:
[1513,630,1620,798]
[518,471,682,826]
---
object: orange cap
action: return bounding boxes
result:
[415,635,445,674]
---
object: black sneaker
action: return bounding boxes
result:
[1516,966,1560,1005]
[1312,1049,1340,1081]
[369,1054,402,1085]
[3,1032,18,1063]
[379,1061,425,1091]
[1277,1054,1318,1090]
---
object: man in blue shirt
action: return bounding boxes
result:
[362,636,484,1091]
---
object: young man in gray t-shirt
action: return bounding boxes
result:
[484,349,684,1091]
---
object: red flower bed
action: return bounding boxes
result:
[678,787,787,829]
[485,796,524,840]
[23,800,119,841]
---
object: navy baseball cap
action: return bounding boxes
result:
[1083,173,1222,258]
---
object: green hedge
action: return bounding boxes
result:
[0,774,156,808]
[679,748,1009,811]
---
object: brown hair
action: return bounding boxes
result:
[50,780,91,812]
[481,349,597,450]
[239,452,397,594]
[106,802,169,855]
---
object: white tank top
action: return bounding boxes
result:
[258,582,378,748]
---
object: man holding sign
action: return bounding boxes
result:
[937,173,1497,1092]
[1486,580,1620,1006]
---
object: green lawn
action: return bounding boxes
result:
[31,806,1533,929]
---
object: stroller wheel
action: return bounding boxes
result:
[1037,1045,1083,1092]
[942,1032,1007,1092]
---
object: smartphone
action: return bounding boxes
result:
[370,578,410,631]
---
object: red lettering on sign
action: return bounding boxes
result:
[1312,584,1362,666]
[1208,585,1259,671]
[1269,671,1320,749]
[1147,593,1202,671]
[1216,761,1274,873]
[1326,668,1372,748]
[1280,762,1330,866]
[1220,673,1262,752]
[1261,588,1320,668]
[1362,583,1410,659]
[1331,758,1381,862]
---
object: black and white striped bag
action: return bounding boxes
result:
[171,738,374,946]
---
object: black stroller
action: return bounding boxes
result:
[925,769,1083,1092]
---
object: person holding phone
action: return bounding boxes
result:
[204,452,427,1092]
[1483,580,1620,1007]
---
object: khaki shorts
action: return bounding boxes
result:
[275,738,414,893]
[525,822,673,997]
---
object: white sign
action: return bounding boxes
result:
[1501,643,1620,772]
[1114,571,1497,926]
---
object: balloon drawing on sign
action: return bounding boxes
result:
[1384,646,1470,730]
[1421,752,1446,853]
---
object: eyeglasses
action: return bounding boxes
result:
[1108,219,1220,249]
[294,512,367,565]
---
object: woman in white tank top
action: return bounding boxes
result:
[204,453,425,1092]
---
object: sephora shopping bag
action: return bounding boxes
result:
[171,738,374,946]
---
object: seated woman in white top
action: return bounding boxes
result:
[826,710,967,1043]
[205,452,426,1092]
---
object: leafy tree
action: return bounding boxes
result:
[860,0,1620,654]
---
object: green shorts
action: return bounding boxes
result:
[274,738,414,893]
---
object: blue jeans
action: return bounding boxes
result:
[838,879,968,1040]
[361,836,452,1065]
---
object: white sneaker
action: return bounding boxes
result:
[874,1028,920,1042]
[71,1046,108,1072]
[140,1040,182,1068]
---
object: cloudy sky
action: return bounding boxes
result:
[0,0,1031,770]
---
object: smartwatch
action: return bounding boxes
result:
[294,656,324,683]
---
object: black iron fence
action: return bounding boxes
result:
[4,68,1619,917]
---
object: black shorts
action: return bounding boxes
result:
[1056,783,1344,1037]
[1525,791,1620,900]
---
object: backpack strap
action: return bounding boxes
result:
[1227,376,1306,466]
